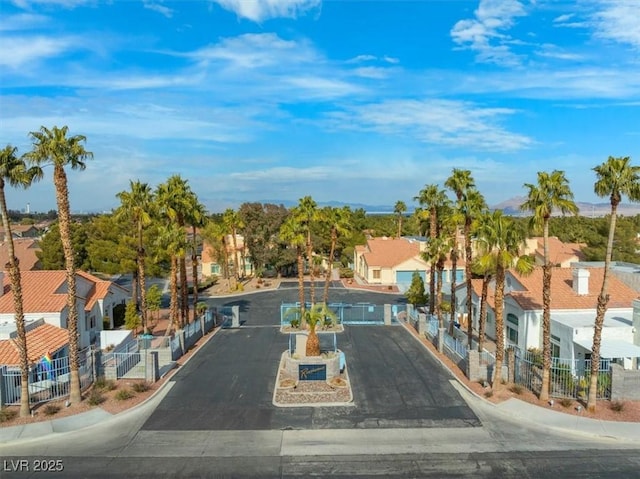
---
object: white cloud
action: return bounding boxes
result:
[346,54,377,63]
[553,13,575,23]
[326,99,533,151]
[11,0,89,9]
[591,0,640,49]
[0,13,49,31]
[450,0,528,65]
[143,1,174,18]
[212,0,320,22]
[535,43,584,61]
[0,35,75,68]
[189,33,319,69]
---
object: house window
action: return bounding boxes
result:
[551,334,561,358]
[211,264,220,275]
[506,313,519,346]
[373,270,381,279]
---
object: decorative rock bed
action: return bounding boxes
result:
[273,351,353,407]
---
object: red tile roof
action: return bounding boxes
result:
[0,322,68,366]
[529,236,586,266]
[77,271,128,311]
[0,271,69,314]
[361,237,422,268]
[510,267,637,310]
[0,238,41,271]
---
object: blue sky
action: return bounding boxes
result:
[1,0,639,214]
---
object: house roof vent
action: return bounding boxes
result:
[573,268,590,296]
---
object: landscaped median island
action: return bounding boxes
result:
[274,303,353,407]
[273,351,353,407]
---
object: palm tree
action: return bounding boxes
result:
[394,200,407,238]
[423,235,452,329]
[25,126,93,405]
[116,180,154,334]
[520,170,578,402]
[280,211,307,326]
[156,175,192,325]
[471,256,496,353]
[186,195,207,321]
[414,184,448,315]
[321,206,351,304]
[445,169,487,347]
[0,145,43,417]
[297,196,319,305]
[201,220,230,288]
[155,223,187,335]
[475,211,534,390]
[302,303,337,356]
[223,208,243,287]
[587,156,640,412]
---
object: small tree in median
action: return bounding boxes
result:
[405,271,428,307]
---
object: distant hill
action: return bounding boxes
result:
[492,197,640,217]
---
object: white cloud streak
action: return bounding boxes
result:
[212,0,320,22]
[0,35,75,68]
[143,1,174,18]
[326,99,533,151]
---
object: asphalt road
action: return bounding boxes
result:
[143,283,477,430]
[2,286,639,478]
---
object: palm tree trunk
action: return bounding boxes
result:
[306,326,320,356]
[297,246,306,327]
[429,208,437,315]
[54,165,81,404]
[587,203,617,411]
[192,225,199,322]
[465,217,473,349]
[0,186,31,417]
[436,261,444,329]
[493,263,506,391]
[540,265,552,401]
[449,248,458,336]
[179,256,188,326]
[169,255,179,335]
[429,263,436,315]
[323,231,336,304]
[307,232,315,306]
[232,229,240,283]
[477,273,489,353]
[138,223,148,335]
[540,219,552,401]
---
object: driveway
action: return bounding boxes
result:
[142,287,479,431]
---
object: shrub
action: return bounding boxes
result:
[132,382,150,393]
[610,401,625,412]
[509,384,524,395]
[94,377,117,391]
[289,318,300,329]
[43,404,61,416]
[88,390,106,406]
[0,408,17,423]
[559,398,573,408]
[484,390,494,398]
[115,389,135,401]
[339,267,354,279]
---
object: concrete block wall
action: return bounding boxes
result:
[611,364,640,401]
